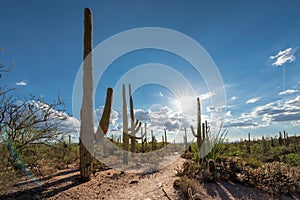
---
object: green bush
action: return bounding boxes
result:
[279,153,300,167]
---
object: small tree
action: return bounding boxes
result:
[0,96,67,168]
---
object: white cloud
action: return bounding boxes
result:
[251,95,300,122]
[225,111,232,117]
[221,94,300,129]
[94,106,120,131]
[269,47,296,66]
[200,92,214,101]
[10,100,81,136]
[224,117,259,129]
[231,96,237,101]
[16,81,27,86]
[134,109,151,122]
[279,89,298,95]
[246,97,260,104]
[291,120,300,126]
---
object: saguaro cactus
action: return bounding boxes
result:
[183,127,188,150]
[283,130,289,146]
[80,8,94,182]
[122,84,129,164]
[151,130,156,151]
[191,97,202,149]
[190,97,211,162]
[247,133,251,154]
[79,8,113,181]
[279,131,283,146]
[144,123,148,151]
[122,84,142,164]
[164,128,168,145]
[128,84,142,153]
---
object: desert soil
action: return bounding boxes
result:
[0,158,299,200]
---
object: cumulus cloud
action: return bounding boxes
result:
[16,81,27,86]
[278,89,298,95]
[246,97,260,104]
[269,48,296,66]
[251,95,300,122]
[134,109,151,121]
[225,111,232,117]
[11,100,81,136]
[94,106,120,131]
[224,118,258,128]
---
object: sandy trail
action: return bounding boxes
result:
[1,157,298,200]
[0,158,184,200]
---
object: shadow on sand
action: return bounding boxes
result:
[0,169,82,200]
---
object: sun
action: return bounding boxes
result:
[175,95,196,114]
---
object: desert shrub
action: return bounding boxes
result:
[243,157,264,168]
[215,157,300,195]
[279,153,300,167]
[181,151,194,160]
[173,176,207,199]
[176,161,204,179]
[179,156,300,195]
[252,162,300,194]
[0,169,18,192]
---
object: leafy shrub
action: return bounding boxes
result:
[279,153,300,167]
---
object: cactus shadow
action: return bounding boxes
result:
[0,169,82,199]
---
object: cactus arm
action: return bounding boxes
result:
[95,88,113,142]
[99,88,113,134]
[190,125,197,137]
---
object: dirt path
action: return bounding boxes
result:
[1,158,299,200]
[0,158,184,200]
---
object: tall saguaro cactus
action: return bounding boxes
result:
[128,84,142,153]
[122,84,142,164]
[122,84,129,164]
[190,97,211,162]
[183,127,188,150]
[80,8,94,182]
[190,97,202,149]
[164,128,168,145]
[80,8,113,182]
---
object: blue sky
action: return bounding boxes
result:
[1,0,300,141]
